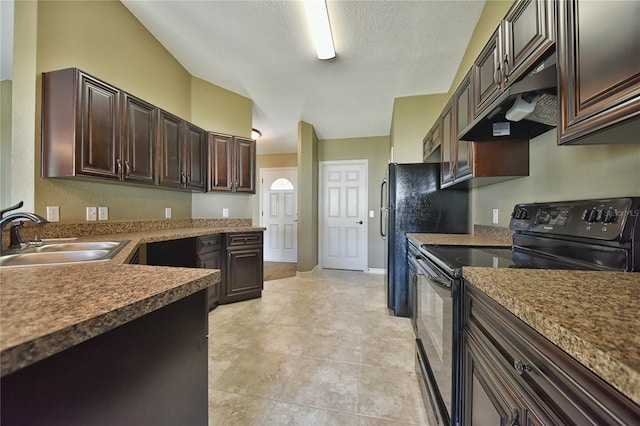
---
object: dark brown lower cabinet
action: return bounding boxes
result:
[0,290,208,426]
[462,282,640,425]
[197,234,222,310]
[220,232,263,304]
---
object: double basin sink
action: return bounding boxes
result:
[0,240,129,267]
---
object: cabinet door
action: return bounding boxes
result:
[557,0,640,145]
[463,333,524,426]
[502,0,555,86]
[440,102,454,187]
[158,110,185,189]
[472,28,503,118]
[223,246,263,303]
[185,123,207,191]
[234,137,256,193]
[77,72,121,179]
[208,133,233,192]
[455,74,473,182]
[122,93,157,185]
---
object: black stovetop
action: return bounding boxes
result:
[420,245,595,277]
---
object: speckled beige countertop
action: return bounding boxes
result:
[0,224,264,376]
[407,233,512,247]
[463,268,640,406]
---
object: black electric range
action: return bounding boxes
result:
[412,197,640,426]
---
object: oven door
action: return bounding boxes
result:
[414,255,456,426]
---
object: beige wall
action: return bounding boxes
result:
[390,94,449,163]
[297,121,319,272]
[472,129,640,226]
[318,136,390,269]
[8,0,254,223]
[189,76,256,221]
[1,80,11,208]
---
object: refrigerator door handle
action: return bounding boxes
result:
[380,178,388,239]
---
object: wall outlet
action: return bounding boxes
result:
[492,208,499,224]
[86,207,97,222]
[222,208,229,218]
[46,206,60,222]
[165,207,172,219]
[98,206,108,221]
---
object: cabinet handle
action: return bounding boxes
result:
[116,158,122,178]
[180,172,186,187]
[514,359,532,376]
[494,62,501,85]
[508,409,519,426]
[125,160,131,177]
[503,54,510,82]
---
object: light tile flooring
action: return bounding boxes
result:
[208,269,430,425]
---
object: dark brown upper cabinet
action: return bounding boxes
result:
[122,93,157,185]
[557,0,640,145]
[43,69,159,185]
[441,73,529,189]
[472,0,555,119]
[208,133,256,193]
[157,110,207,191]
[43,68,121,180]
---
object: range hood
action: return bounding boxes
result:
[460,63,558,141]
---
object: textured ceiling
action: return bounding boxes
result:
[121,0,486,154]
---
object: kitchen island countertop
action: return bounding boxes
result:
[0,225,264,376]
[463,267,640,406]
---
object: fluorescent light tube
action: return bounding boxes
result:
[303,0,335,60]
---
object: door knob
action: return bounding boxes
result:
[356,221,363,224]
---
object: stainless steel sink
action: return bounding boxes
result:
[0,240,129,267]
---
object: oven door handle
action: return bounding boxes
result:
[416,257,451,288]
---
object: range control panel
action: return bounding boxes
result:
[509,198,639,240]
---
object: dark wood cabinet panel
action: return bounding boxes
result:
[454,74,473,181]
[0,291,208,426]
[42,68,122,180]
[185,123,207,191]
[158,110,185,189]
[78,74,121,179]
[197,234,222,310]
[557,0,640,145]
[502,0,555,86]
[220,232,263,304]
[209,133,234,191]
[234,137,256,193]
[472,0,554,120]
[122,93,157,185]
[472,29,502,118]
[208,133,256,193]
[440,101,454,186]
[462,283,640,425]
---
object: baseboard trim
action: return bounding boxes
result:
[367,268,384,274]
[296,265,318,277]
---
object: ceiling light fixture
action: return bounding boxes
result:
[251,128,262,140]
[303,0,336,60]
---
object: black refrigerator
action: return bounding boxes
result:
[380,163,469,317]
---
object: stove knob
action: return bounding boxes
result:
[603,208,617,223]
[585,209,599,223]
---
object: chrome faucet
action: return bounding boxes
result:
[0,201,49,254]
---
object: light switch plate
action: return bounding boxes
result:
[98,206,108,221]
[86,207,97,222]
[46,206,60,222]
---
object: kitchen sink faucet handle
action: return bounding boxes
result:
[0,201,24,218]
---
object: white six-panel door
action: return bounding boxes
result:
[260,168,298,262]
[319,160,368,271]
